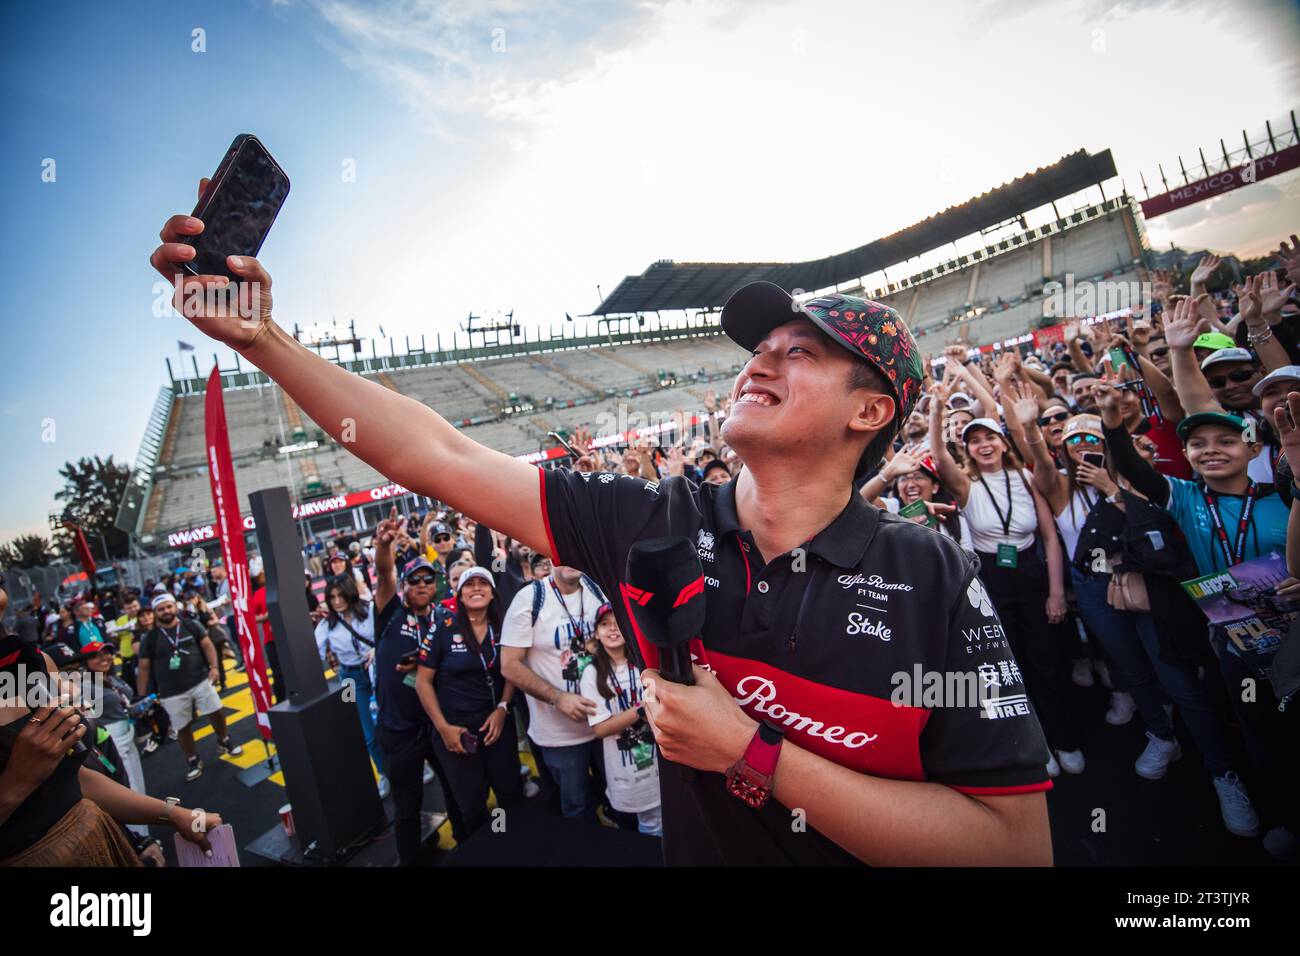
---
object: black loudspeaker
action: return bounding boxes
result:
[268,686,387,859]
[250,487,387,861]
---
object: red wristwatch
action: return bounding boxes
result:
[725,721,784,809]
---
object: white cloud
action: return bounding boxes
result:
[295,0,1300,343]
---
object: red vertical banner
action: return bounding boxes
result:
[63,521,98,580]
[205,367,274,740]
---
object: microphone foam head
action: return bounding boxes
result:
[622,536,706,649]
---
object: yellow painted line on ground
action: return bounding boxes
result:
[434,749,540,849]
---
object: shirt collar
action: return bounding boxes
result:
[713,477,880,568]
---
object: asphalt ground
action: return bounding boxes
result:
[128,659,1287,867]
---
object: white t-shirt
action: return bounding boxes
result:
[314,604,376,668]
[581,661,660,813]
[500,579,601,748]
[963,468,1038,554]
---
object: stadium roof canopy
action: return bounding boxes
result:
[593,149,1117,315]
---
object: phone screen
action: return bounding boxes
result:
[185,135,290,278]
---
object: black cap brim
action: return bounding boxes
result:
[720,281,861,366]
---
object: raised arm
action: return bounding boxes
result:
[373,508,401,614]
[1005,379,1066,511]
[1097,385,1170,506]
[1164,295,1220,416]
[150,190,552,558]
[928,381,970,505]
[1238,272,1297,374]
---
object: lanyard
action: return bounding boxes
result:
[549,580,586,649]
[159,624,185,654]
[608,665,639,712]
[1201,481,1257,569]
[976,470,1015,536]
[475,624,498,706]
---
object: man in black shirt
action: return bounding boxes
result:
[371,524,466,864]
[150,212,1053,865]
[135,594,241,781]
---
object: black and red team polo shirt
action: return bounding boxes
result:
[538,467,1052,865]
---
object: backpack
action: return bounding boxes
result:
[530,575,605,627]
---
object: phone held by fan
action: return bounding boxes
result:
[183,134,290,280]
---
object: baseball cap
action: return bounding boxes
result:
[961,418,1004,442]
[594,601,615,624]
[151,593,176,610]
[1252,365,1300,397]
[455,566,495,593]
[45,642,82,670]
[80,641,111,657]
[719,282,924,446]
[1193,331,1236,352]
[430,522,453,538]
[1176,411,1248,443]
[1200,347,1256,371]
[1062,414,1104,442]
[401,557,438,582]
[249,556,264,577]
[701,459,730,480]
[946,391,974,409]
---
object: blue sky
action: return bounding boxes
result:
[3,0,1298,543]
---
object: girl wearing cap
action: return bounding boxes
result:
[327,549,373,601]
[929,380,1084,777]
[414,566,524,837]
[581,604,661,836]
[1010,387,1259,830]
[861,447,969,548]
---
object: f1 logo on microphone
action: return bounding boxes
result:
[620,583,654,606]
[673,575,705,608]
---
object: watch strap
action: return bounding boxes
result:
[743,721,784,777]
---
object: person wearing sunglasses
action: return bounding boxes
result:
[1035,404,1072,468]
[371,512,468,864]
[1018,391,1260,831]
[1141,334,1172,377]
[1100,385,1287,844]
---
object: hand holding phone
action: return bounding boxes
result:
[149,134,289,351]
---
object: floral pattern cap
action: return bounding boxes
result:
[720,281,923,430]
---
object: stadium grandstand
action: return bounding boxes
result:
[116,146,1150,556]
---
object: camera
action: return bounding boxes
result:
[616,718,654,751]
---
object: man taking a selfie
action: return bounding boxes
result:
[150,188,1052,865]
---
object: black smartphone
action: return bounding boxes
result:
[547,431,579,458]
[183,134,290,279]
[1082,452,1105,468]
[399,652,418,667]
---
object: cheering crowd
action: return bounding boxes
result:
[5,217,1300,866]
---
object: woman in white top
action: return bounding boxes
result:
[581,604,661,836]
[929,380,1083,776]
[313,574,386,793]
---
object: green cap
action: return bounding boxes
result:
[1193,331,1235,352]
[1175,411,1248,443]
